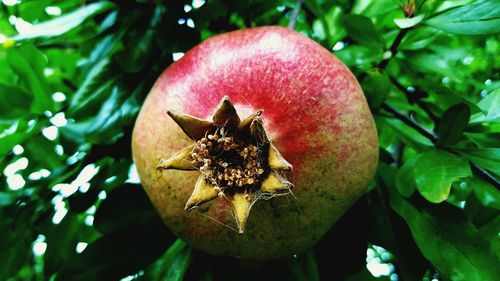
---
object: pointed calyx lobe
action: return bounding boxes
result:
[157,96,293,233]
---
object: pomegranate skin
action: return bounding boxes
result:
[132,26,378,259]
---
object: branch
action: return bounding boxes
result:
[381,103,500,187]
[389,76,439,125]
[470,164,500,188]
[378,27,411,69]
[380,103,437,142]
[288,0,303,30]
[375,26,499,187]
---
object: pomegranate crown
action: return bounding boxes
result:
[157,96,293,233]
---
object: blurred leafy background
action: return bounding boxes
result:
[0,0,499,280]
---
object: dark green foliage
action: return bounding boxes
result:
[0,0,498,280]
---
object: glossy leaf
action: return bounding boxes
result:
[400,27,440,50]
[0,84,32,118]
[390,192,500,281]
[342,14,384,49]
[455,148,500,177]
[465,132,500,148]
[425,0,500,35]
[84,85,140,144]
[44,214,83,275]
[57,226,173,281]
[413,149,472,203]
[468,177,500,210]
[310,5,345,45]
[68,58,112,117]
[24,136,63,169]
[362,70,391,108]
[9,2,116,41]
[116,7,162,73]
[145,239,193,281]
[0,120,37,161]
[394,15,425,29]
[437,103,470,148]
[395,157,417,197]
[0,218,33,280]
[470,89,500,124]
[6,44,51,114]
[382,118,433,151]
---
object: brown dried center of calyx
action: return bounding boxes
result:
[189,128,266,190]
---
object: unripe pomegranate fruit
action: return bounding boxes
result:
[132,26,378,259]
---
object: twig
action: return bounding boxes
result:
[287,0,303,30]
[380,103,437,142]
[375,24,499,188]
[389,76,439,124]
[378,28,411,69]
[381,103,500,187]
[470,164,500,187]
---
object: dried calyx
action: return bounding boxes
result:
[157,96,293,233]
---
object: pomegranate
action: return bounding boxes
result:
[132,26,378,259]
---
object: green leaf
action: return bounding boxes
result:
[478,89,500,114]
[116,7,162,73]
[465,132,500,147]
[437,103,471,148]
[310,5,345,45]
[0,84,32,119]
[361,69,391,109]
[396,157,418,198]
[44,214,83,275]
[287,255,308,281]
[0,120,37,161]
[68,71,114,118]
[335,45,383,69]
[351,0,400,17]
[0,217,33,280]
[425,0,500,35]
[432,86,481,114]
[455,148,500,177]
[468,177,500,210]
[58,226,173,281]
[24,136,63,169]
[413,149,472,203]
[479,216,500,241]
[470,89,500,124]
[305,249,320,281]
[342,14,384,49]
[382,117,433,151]
[394,15,425,29]
[400,27,440,50]
[6,44,51,114]
[9,2,116,41]
[406,52,461,82]
[84,84,140,144]
[389,192,500,281]
[145,239,192,281]
[0,192,17,207]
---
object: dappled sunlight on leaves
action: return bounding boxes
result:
[0,0,498,280]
